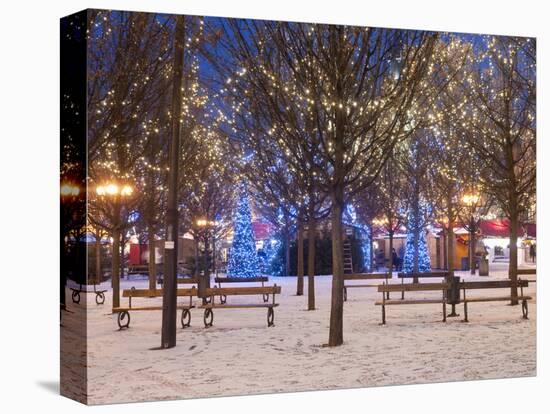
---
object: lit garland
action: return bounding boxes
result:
[227,187,261,278]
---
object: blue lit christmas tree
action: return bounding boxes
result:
[402,210,431,273]
[227,188,261,278]
[360,226,372,271]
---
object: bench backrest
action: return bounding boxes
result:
[517,269,536,275]
[122,287,198,298]
[398,271,449,279]
[177,277,199,284]
[129,264,148,270]
[214,276,269,284]
[459,280,528,290]
[205,285,281,296]
[344,273,390,281]
[378,282,449,293]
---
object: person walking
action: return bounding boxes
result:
[529,243,536,262]
[392,248,399,272]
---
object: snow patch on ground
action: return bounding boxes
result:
[61,264,536,404]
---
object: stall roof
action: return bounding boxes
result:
[479,219,536,238]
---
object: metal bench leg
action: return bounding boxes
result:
[181,308,191,328]
[71,290,80,304]
[203,308,213,327]
[381,305,386,325]
[442,302,447,322]
[343,287,347,302]
[96,291,105,305]
[522,300,529,320]
[267,307,275,327]
[117,311,130,330]
[463,302,469,323]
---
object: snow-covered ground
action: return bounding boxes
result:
[61,263,536,405]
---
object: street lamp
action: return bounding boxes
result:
[61,183,80,197]
[95,181,134,310]
[462,192,481,275]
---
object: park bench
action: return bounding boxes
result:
[157,275,199,287]
[200,284,281,328]
[517,268,536,283]
[113,286,198,330]
[460,279,531,322]
[127,264,149,276]
[397,271,450,299]
[375,282,449,325]
[343,273,391,301]
[214,276,270,303]
[70,283,107,305]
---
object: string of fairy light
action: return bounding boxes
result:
[78,13,535,278]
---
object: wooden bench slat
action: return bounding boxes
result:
[122,287,197,297]
[460,280,528,290]
[205,286,281,296]
[464,296,532,303]
[378,283,449,293]
[375,299,444,305]
[214,276,269,283]
[200,303,279,309]
[113,304,195,312]
[517,269,536,275]
[398,272,449,279]
[177,278,199,284]
[344,273,390,281]
[345,284,380,288]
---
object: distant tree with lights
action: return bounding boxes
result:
[227,187,261,278]
[209,21,437,345]
[402,209,431,273]
[462,36,536,304]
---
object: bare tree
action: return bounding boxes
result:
[462,36,536,303]
[208,20,437,345]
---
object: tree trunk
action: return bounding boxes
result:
[161,14,185,349]
[60,236,66,307]
[307,217,316,311]
[447,226,455,278]
[388,229,394,275]
[412,193,420,282]
[148,229,156,291]
[328,198,345,346]
[212,236,217,277]
[412,219,419,282]
[296,221,304,296]
[284,226,291,276]
[368,223,374,272]
[509,213,519,305]
[202,234,211,304]
[111,227,121,309]
[469,218,476,275]
[194,238,199,277]
[95,234,102,285]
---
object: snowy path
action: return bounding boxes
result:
[61,266,536,404]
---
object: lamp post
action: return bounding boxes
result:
[60,182,81,310]
[462,192,480,276]
[96,182,134,310]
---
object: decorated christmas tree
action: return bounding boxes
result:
[360,226,372,271]
[402,210,431,273]
[227,189,261,278]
